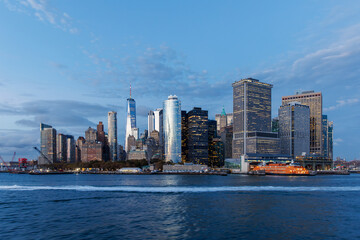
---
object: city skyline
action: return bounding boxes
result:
[0,1,360,160]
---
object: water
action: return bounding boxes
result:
[1,174,360,239]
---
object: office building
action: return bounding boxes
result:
[85,127,97,142]
[282,91,323,155]
[40,123,56,164]
[75,137,85,163]
[322,115,328,158]
[215,107,233,135]
[232,78,280,158]
[163,95,182,163]
[125,85,137,152]
[108,111,118,161]
[181,110,188,162]
[220,125,233,158]
[154,108,164,158]
[56,133,67,162]
[186,107,209,165]
[66,135,75,163]
[97,121,106,143]
[328,121,334,160]
[279,102,310,158]
[148,110,155,138]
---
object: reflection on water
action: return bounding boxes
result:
[0,174,359,239]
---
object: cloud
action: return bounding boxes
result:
[324,98,359,112]
[1,100,122,128]
[79,45,233,101]
[0,129,39,160]
[2,0,78,33]
[334,138,344,146]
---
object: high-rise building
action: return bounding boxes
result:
[154,108,164,158]
[187,107,209,165]
[322,115,328,158]
[66,135,75,163]
[40,123,57,164]
[282,91,323,155]
[163,95,181,163]
[97,121,106,143]
[125,85,137,152]
[232,78,280,158]
[148,110,155,138]
[271,117,279,133]
[328,121,334,160]
[215,107,233,135]
[181,110,188,162]
[85,127,97,142]
[220,125,233,158]
[56,133,67,162]
[75,137,85,163]
[279,102,310,157]
[108,111,118,161]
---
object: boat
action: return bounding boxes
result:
[250,161,316,176]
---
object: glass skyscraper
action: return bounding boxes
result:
[125,95,137,152]
[108,111,118,161]
[163,95,181,163]
[40,123,56,164]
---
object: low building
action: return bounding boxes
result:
[163,163,209,172]
[117,167,142,173]
[127,149,147,161]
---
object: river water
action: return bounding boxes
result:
[0,173,359,239]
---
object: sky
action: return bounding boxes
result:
[0,0,360,161]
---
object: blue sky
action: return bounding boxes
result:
[0,0,359,161]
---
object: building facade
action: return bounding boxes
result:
[108,111,118,161]
[148,110,155,138]
[40,123,57,164]
[186,107,209,165]
[322,115,328,158]
[215,107,233,135]
[56,133,67,163]
[163,95,182,163]
[282,91,323,155]
[328,121,334,160]
[66,135,76,163]
[279,102,310,158]
[125,93,137,152]
[232,78,279,158]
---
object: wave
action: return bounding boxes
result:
[1,185,360,192]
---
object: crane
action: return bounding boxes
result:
[33,147,52,165]
[11,152,16,162]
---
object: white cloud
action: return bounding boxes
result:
[2,0,78,33]
[324,98,359,112]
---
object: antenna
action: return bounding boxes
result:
[130,81,132,98]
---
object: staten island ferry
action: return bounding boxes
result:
[250,161,316,176]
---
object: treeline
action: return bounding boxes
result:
[46,160,151,171]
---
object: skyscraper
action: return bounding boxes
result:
[215,107,233,135]
[186,107,209,164]
[328,121,333,160]
[56,133,67,162]
[40,123,56,164]
[163,95,181,163]
[279,102,310,157]
[108,111,118,161]
[232,78,280,158]
[282,91,323,155]
[148,110,155,138]
[322,115,328,158]
[154,108,164,158]
[125,84,137,152]
[66,135,75,163]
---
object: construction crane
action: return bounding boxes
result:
[33,147,52,165]
[11,152,16,162]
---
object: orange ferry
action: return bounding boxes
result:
[250,162,316,176]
